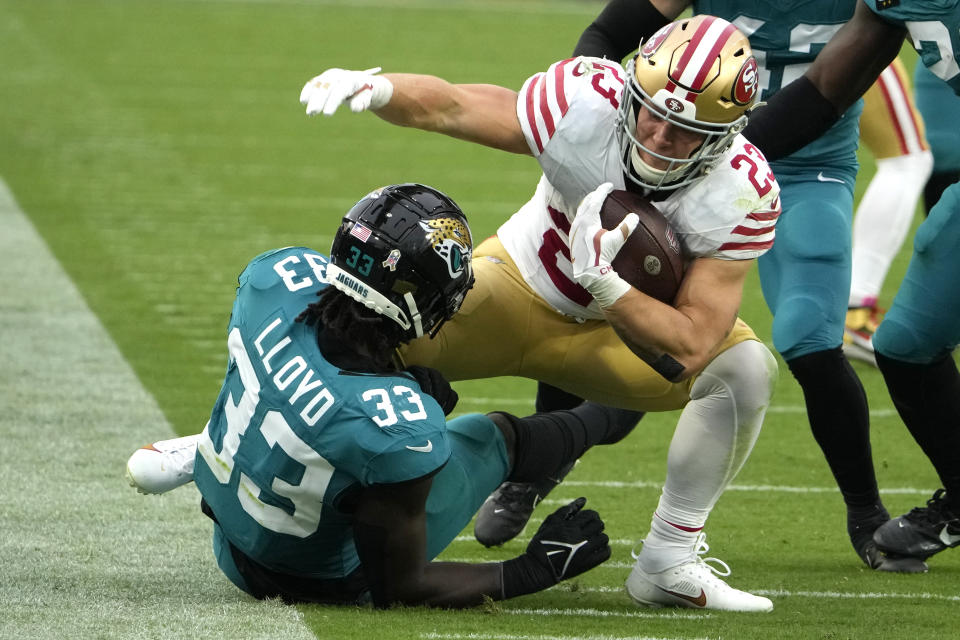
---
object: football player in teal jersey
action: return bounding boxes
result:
[129,184,620,608]
[914,63,960,212]
[740,0,960,565]
[494,0,923,573]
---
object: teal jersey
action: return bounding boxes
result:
[694,0,863,171]
[194,247,451,579]
[865,0,960,93]
[915,63,960,168]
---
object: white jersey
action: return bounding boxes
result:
[498,57,782,320]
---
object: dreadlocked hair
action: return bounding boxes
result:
[295,287,405,366]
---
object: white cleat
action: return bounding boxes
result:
[125,434,200,494]
[625,534,773,613]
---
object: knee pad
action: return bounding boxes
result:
[873,315,952,363]
[694,340,778,413]
[771,291,843,359]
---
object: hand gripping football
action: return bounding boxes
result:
[599,190,685,304]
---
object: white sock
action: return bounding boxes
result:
[637,340,776,573]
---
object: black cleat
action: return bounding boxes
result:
[474,482,540,547]
[859,540,928,573]
[848,503,928,573]
[874,489,960,560]
[473,462,575,547]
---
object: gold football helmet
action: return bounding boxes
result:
[617,15,760,191]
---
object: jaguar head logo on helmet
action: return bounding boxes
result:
[617,15,760,192]
[327,183,475,341]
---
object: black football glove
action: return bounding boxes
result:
[501,497,610,598]
[404,365,458,415]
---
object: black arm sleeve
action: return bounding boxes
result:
[573,0,671,60]
[741,76,841,162]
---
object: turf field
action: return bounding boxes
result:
[1,1,957,639]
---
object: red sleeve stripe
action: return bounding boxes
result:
[730,224,774,236]
[553,59,571,116]
[876,63,929,155]
[524,61,577,154]
[719,239,775,251]
[747,208,781,222]
[524,74,546,154]
[538,74,556,140]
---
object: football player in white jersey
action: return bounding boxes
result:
[563,0,936,575]
[298,15,781,612]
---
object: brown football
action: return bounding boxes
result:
[598,189,685,304]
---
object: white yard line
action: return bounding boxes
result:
[578,586,960,603]
[424,633,711,640]
[0,179,314,640]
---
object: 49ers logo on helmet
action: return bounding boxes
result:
[732,56,759,105]
[641,23,674,58]
[664,97,685,113]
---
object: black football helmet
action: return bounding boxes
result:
[327,183,474,341]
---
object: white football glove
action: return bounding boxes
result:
[299,67,394,116]
[569,182,639,308]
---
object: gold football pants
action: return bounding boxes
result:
[400,236,760,412]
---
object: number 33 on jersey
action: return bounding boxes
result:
[194,248,450,572]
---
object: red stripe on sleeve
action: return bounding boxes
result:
[524,76,545,154]
[539,73,556,139]
[730,224,773,237]
[554,59,570,115]
[747,209,780,221]
[719,239,775,251]
[878,75,910,155]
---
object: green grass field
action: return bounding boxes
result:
[1,1,957,639]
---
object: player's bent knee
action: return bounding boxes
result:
[697,340,778,410]
[915,186,960,257]
[771,293,841,359]
[873,317,943,364]
[485,411,517,465]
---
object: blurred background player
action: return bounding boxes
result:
[128,184,615,608]
[845,57,933,366]
[739,0,960,567]
[485,0,926,573]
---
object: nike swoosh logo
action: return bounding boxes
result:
[939,526,960,546]
[493,508,505,514]
[658,586,707,607]
[405,440,433,453]
[817,172,845,184]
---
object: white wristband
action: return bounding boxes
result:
[587,271,632,308]
[368,75,394,110]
